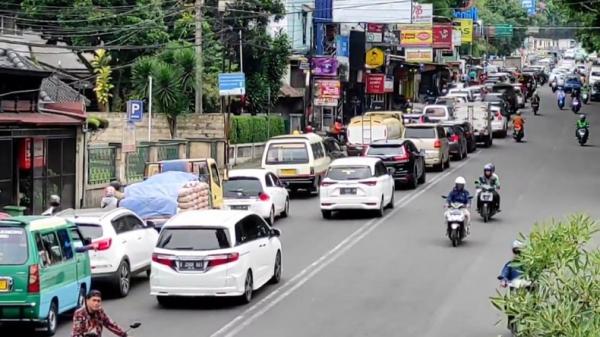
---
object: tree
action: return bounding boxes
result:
[491,214,600,337]
[90,49,113,112]
[474,0,529,56]
[549,0,600,51]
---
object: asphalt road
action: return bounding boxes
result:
[10,86,600,337]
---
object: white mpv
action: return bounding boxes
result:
[150,210,282,305]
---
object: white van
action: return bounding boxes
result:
[589,66,600,85]
[262,133,331,194]
[454,103,493,147]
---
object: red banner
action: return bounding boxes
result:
[433,24,453,49]
[366,74,385,94]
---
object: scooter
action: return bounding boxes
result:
[441,196,472,247]
[476,183,497,223]
[551,81,557,92]
[513,125,524,142]
[582,91,590,104]
[572,98,581,113]
[531,101,540,115]
[577,127,589,146]
[558,95,565,110]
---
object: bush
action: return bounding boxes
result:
[229,115,286,144]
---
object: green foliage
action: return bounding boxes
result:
[229,115,285,144]
[474,0,529,56]
[548,0,600,51]
[490,214,600,337]
[91,49,114,111]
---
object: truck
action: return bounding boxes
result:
[346,111,404,156]
[453,103,493,148]
[504,56,523,71]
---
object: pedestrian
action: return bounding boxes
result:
[42,195,61,216]
[71,290,132,337]
[110,181,124,200]
[100,186,118,209]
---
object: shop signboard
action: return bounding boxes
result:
[405,48,433,63]
[366,23,384,43]
[455,19,473,44]
[314,79,341,99]
[312,56,338,76]
[400,26,433,47]
[433,24,453,49]
[384,76,394,93]
[365,47,385,68]
[411,3,433,25]
[314,98,338,107]
[453,28,462,46]
[365,74,386,94]
[332,0,412,24]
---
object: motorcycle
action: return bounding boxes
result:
[572,98,581,113]
[505,279,533,336]
[441,196,472,247]
[477,183,497,223]
[513,125,524,142]
[551,81,557,92]
[557,95,565,110]
[531,101,540,115]
[577,127,589,146]
[84,322,141,337]
[582,91,590,104]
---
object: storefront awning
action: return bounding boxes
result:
[0,112,84,126]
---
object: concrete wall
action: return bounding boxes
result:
[88,112,226,144]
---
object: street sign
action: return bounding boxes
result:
[127,100,144,123]
[218,72,246,96]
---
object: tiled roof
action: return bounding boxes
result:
[0,47,48,72]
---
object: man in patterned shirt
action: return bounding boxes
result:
[72,290,130,337]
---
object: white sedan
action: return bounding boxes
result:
[150,210,282,305]
[490,106,508,138]
[223,169,290,225]
[319,157,395,219]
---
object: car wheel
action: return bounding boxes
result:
[321,210,332,219]
[409,171,418,190]
[375,196,384,217]
[76,285,86,309]
[157,295,174,307]
[44,300,58,336]
[114,260,130,298]
[281,198,290,218]
[240,271,253,304]
[270,251,282,284]
[418,164,426,184]
[267,207,275,225]
[445,156,451,169]
[146,268,151,278]
[388,190,395,209]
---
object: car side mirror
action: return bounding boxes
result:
[271,228,281,237]
[82,237,92,246]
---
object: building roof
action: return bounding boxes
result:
[0,47,50,74]
[0,112,84,126]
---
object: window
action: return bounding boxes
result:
[40,231,63,266]
[404,127,436,139]
[111,217,133,234]
[269,173,283,187]
[437,127,446,138]
[366,145,405,156]
[236,215,261,244]
[157,227,230,251]
[326,166,372,180]
[406,142,418,153]
[266,143,309,164]
[265,174,274,187]
[224,177,263,198]
[424,107,447,117]
[375,162,388,176]
[56,229,74,260]
[0,226,28,265]
[76,223,103,240]
[124,215,145,230]
[69,227,86,247]
[210,164,221,187]
[256,222,271,238]
[311,143,325,159]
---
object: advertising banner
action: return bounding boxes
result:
[332,0,412,24]
[336,36,349,57]
[365,47,385,68]
[312,57,338,76]
[455,19,473,43]
[400,26,433,47]
[411,3,433,25]
[365,74,386,94]
[314,79,341,99]
[405,48,433,63]
[366,23,384,43]
[453,28,462,46]
[433,24,453,49]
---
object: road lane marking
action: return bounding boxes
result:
[209,152,481,337]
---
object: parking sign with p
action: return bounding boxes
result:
[127,100,144,123]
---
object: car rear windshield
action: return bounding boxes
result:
[591,71,600,77]
[367,145,405,156]
[326,166,372,180]
[224,177,262,198]
[157,227,231,251]
[424,107,446,117]
[404,127,436,139]
[0,226,28,265]
[76,223,103,240]
[265,143,309,165]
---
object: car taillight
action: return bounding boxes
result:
[152,253,175,268]
[28,264,40,293]
[434,139,442,148]
[206,253,240,268]
[496,112,503,120]
[359,180,378,186]
[394,151,410,162]
[450,134,460,143]
[321,181,337,187]
[93,238,112,251]
[258,192,270,201]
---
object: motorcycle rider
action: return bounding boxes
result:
[446,176,472,233]
[475,164,501,212]
[42,195,61,216]
[576,114,590,138]
[72,290,131,337]
[512,111,525,134]
[498,240,525,288]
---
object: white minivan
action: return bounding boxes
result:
[262,133,331,195]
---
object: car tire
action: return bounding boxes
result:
[408,171,418,190]
[114,260,131,298]
[156,296,174,307]
[418,164,426,184]
[44,300,58,336]
[146,268,151,278]
[281,199,290,218]
[267,207,275,225]
[375,196,384,217]
[270,251,282,284]
[76,285,86,309]
[388,189,395,209]
[240,271,253,304]
[445,156,451,169]
[321,210,332,219]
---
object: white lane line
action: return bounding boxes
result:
[209,152,480,337]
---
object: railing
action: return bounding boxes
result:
[156,143,180,161]
[125,145,149,183]
[87,145,117,185]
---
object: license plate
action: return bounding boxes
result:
[178,261,205,271]
[0,279,9,292]
[340,188,357,195]
[230,205,249,210]
[481,193,493,201]
[280,169,297,176]
[450,210,462,216]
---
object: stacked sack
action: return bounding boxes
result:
[177,180,210,211]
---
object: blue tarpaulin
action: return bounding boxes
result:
[120,171,197,219]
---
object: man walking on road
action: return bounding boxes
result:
[72,290,131,337]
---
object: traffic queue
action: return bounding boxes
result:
[0,61,553,336]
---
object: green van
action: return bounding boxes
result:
[0,216,92,336]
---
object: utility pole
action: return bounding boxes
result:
[195,0,203,113]
[239,29,244,73]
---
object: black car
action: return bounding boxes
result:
[491,84,517,114]
[443,121,476,153]
[482,94,509,116]
[364,139,426,189]
[592,82,600,101]
[441,124,468,160]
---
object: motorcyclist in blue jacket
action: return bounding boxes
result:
[498,240,524,288]
[447,176,471,232]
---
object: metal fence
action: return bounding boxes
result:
[157,143,180,161]
[125,145,149,183]
[88,146,117,185]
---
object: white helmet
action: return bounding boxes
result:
[455,176,466,185]
[512,240,524,249]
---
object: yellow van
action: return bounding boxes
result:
[144,158,223,208]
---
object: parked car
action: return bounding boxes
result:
[57,208,158,297]
[223,169,290,225]
[364,139,426,189]
[440,123,468,160]
[591,81,600,101]
[444,120,477,153]
[150,210,282,305]
[319,157,395,219]
[402,124,451,171]
[490,105,508,138]
[262,133,331,195]
[448,88,475,102]
[564,76,583,93]
[422,104,455,122]
[0,216,92,336]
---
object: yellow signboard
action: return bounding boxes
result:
[405,48,433,63]
[455,19,473,44]
[400,26,433,47]
[365,48,385,68]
